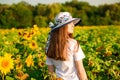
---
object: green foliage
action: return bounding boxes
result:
[0,2,33,28]
[34,16,47,27]
[74,26,120,80]
[11,2,33,28]
[0,1,120,28]
[0,25,120,80]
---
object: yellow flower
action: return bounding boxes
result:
[16,62,23,70]
[43,56,46,61]
[1,31,5,36]
[11,28,15,31]
[25,55,34,67]
[52,78,63,80]
[23,31,32,40]
[30,29,36,35]
[49,72,63,80]
[32,24,40,35]
[18,30,23,36]
[88,59,94,67]
[14,55,21,64]
[33,24,39,31]
[38,53,42,58]
[105,51,112,56]
[38,61,45,67]
[15,71,29,80]
[0,53,14,75]
[29,41,38,50]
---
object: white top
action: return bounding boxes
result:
[46,39,85,80]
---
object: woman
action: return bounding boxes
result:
[45,12,88,80]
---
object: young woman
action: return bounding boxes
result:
[45,12,88,80]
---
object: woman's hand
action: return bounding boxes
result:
[47,65,54,73]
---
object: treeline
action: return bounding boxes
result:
[0,0,120,28]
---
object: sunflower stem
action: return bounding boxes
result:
[2,73,4,80]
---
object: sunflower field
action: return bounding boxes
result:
[0,25,120,80]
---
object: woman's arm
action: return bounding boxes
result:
[75,60,88,80]
[47,65,54,73]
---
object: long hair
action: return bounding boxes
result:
[45,25,73,60]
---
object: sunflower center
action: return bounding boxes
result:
[32,43,35,46]
[1,60,9,68]
[41,62,44,66]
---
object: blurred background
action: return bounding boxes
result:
[0,0,120,80]
[0,0,120,28]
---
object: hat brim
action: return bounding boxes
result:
[51,18,81,32]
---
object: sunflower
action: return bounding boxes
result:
[14,55,21,64]
[43,56,46,61]
[15,71,29,80]
[88,59,94,67]
[18,30,23,36]
[30,29,36,35]
[105,51,112,56]
[33,24,40,35]
[25,55,34,67]
[23,31,32,40]
[37,53,42,58]
[0,53,14,75]
[33,24,39,31]
[38,61,45,67]
[16,62,23,70]
[29,41,38,50]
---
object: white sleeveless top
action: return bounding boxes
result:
[46,39,85,80]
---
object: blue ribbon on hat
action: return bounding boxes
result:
[49,22,54,28]
[45,22,54,53]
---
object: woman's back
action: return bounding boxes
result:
[46,39,85,80]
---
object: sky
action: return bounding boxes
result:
[0,0,120,6]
